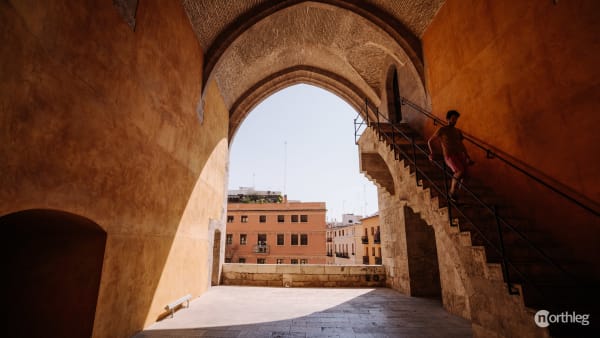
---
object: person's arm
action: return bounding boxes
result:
[427,128,440,161]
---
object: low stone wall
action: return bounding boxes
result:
[222,264,386,287]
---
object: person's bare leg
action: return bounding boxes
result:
[450,170,464,199]
[449,177,457,197]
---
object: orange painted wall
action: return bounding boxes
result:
[422,0,600,269]
[1,0,229,336]
[226,201,327,264]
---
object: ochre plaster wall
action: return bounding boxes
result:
[422,0,600,267]
[1,1,229,337]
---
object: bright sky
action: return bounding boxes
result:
[228,84,378,222]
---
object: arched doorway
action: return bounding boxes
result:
[386,67,403,124]
[2,209,106,338]
[404,205,441,297]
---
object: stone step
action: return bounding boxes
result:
[370,122,418,136]
[378,131,423,145]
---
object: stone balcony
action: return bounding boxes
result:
[222,263,386,287]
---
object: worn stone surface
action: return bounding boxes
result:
[358,128,548,337]
[135,286,473,338]
[184,1,428,140]
[222,264,386,288]
[183,0,444,50]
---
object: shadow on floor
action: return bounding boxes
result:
[133,287,472,338]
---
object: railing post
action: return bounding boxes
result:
[442,160,454,226]
[365,98,369,126]
[494,205,519,295]
[376,108,381,131]
[412,135,419,186]
[376,108,382,141]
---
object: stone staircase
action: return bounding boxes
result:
[358,123,598,337]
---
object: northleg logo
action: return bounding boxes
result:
[535,310,590,328]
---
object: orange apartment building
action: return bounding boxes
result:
[225,188,327,264]
[326,213,381,265]
[361,214,382,265]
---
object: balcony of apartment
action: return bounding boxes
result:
[335,252,349,258]
[362,256,369,264]
[374,232,381,244]
[326,251,333,257]
[375,257,382,265]
[252,244,270,254]
[361,236,369,244]
[326,237,332,242]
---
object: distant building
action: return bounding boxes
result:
[326,213,363,265]
[360,213,382,265]
[326,213,381,265]
[225,188,327,264]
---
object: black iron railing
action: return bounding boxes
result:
[354,97,595,297]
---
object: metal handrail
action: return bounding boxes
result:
[400,97,599,218]
[355,97,589,298]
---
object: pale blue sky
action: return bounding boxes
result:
[228,84,378,222]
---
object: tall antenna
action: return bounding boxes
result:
[283,141,287,196]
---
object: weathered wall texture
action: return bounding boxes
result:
[404,205,441,297]
[359,128,547,338]
[421,0,600,267]
[0,1,229,337]
[222,264,386,288]
[378,190,410,294]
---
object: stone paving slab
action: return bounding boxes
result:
[133,286,472,338]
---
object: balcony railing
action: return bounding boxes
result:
[326,237,332,242]
[361,236,369,244]
[363,256,369,264]
[326,252,333,257]
[252,244,269,254]
[375,257,382,265]
[374,233,381,244]
[335,252,350,258]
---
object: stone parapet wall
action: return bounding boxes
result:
[222,264,386,287]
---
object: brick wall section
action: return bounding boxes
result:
[222,264,386,288]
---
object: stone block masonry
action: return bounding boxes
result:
[222,264,386,287]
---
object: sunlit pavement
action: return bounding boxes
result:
[134,286,472,338]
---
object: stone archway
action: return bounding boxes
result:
[2,209,106,338]
[404,205,441,297]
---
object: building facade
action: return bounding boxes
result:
[360,214,382,265]
[326,214,363,265]
[226,189,327,264]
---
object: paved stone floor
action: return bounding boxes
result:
[134,286,472,338]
